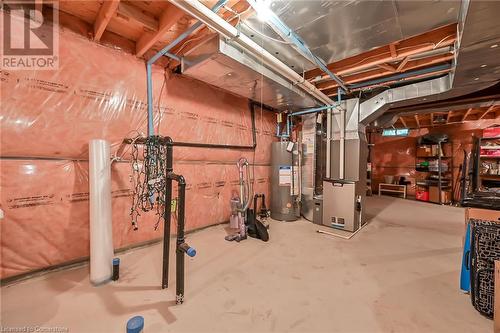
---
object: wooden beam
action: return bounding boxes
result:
[396,56,410,72]
[377,63,397,72]
[462,108,473,122]
[51,9,136,55]
[136,3,186,57]
[165,0,252,68]
[399,116,407,128]
[495,261,500,333]
[317,53,453,91]
[116,2,158,32]
[478,105,496,120]
[305,23,457,80]
[389,43,398,58]
[414,114,420,128]
[446,110,452,124]
[94,0,120,41]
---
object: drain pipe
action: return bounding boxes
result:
[169,0,335,106]
[146,0,228,136]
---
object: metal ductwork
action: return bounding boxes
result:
[367,0,500,127]
[169,0,335,107]
[181,35,318,109]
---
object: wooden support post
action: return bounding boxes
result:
[495,260,500,333]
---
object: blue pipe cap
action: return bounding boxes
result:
[126,316,144,333]
[186,247,197,257]
[113,258,120,265]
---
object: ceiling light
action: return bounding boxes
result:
[474,77,479,80]
[480,64,487,68]
[491,44,499,48]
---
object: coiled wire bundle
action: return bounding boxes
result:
[130,136,168,231]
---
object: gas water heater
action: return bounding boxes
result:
[271,141,300,221]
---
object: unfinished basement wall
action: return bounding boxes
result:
[0,26,276,279]
[370,119,499,199]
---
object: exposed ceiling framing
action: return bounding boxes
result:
[36,1,460,94]
[393,106,500,129]
[306,23,457,97]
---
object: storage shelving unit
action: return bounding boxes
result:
[473,135,500,191]
[415,141,454,205]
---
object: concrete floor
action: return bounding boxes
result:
[0,196,492,332]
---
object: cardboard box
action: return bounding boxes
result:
[429,186,451,203]
[417,146,432,157]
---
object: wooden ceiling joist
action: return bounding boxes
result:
[94,0,120,41]
[377,63,397,73]
[305,23,457,81]
[479,105,496,120]
[165,0,252,67]
[396,57,410,72]
[414,114,420,128]
[136,3,186,57]
[389,43,398,58]
[399,116,407,128]
[318,53,454,92]
[324,67,452,97]
[446,110,452,123]
[116,2,158,32]
[462,108,473,122]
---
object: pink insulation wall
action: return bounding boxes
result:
[370,119,500,198]
[0,26,276,279]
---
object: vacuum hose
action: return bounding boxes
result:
[236,157,253,212]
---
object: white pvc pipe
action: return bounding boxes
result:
[168,0,335,106]
[89,139,114,285]
[339,109,345,179]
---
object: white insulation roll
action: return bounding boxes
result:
[89,139,114,285]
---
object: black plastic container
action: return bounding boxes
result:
[112,257,120,281]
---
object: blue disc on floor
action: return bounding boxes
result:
[126,315,144,333]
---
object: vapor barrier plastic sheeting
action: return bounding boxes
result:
[0,27,276,163]
[0,159,271,278]
[0,24,275,279]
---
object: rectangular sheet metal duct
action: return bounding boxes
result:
[181,35,318,110]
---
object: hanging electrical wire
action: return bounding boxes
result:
[130,136,169,231]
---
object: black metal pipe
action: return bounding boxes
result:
[167,172,188,304]
[123,100,275,150]
[162,137,174,289]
